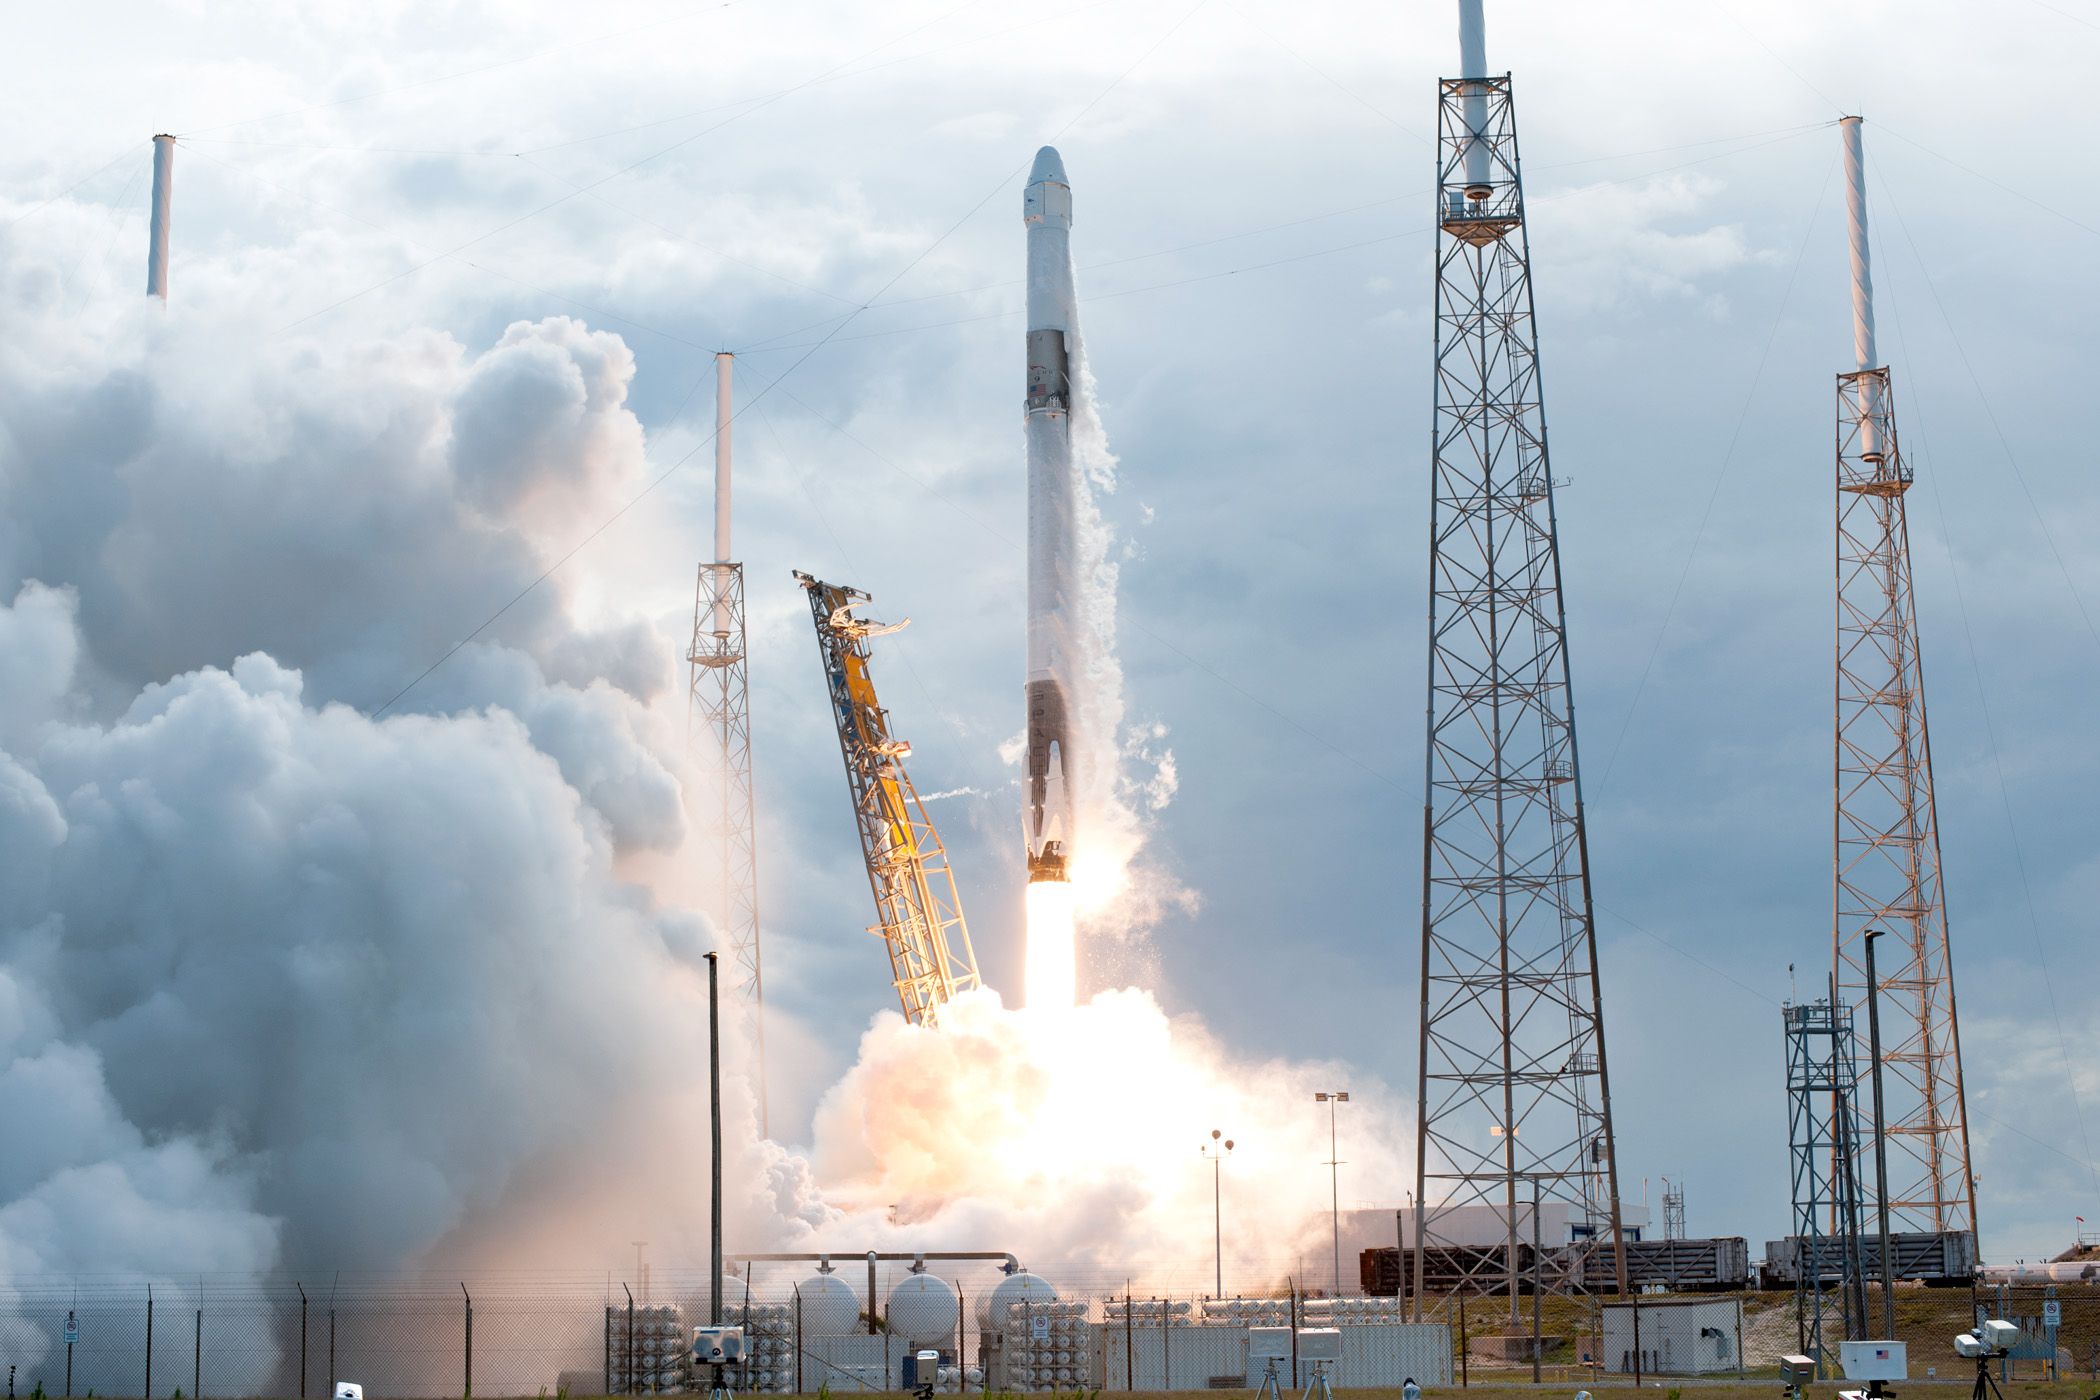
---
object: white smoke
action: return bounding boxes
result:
[792,988,1411,1290]
[0,169,1403,1339]
[0,210,765,1303]
[1059,249,1199,967]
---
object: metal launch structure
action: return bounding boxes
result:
[794,572,982,1026]
[1827,117,1976,1244]
[1413,0,1628,1316]
[688,352,767,1131]
[1784,996,1870,1368]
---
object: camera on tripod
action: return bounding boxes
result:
[1954,1318,2023,1400]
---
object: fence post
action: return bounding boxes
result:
[1736,1296,1746,1380]
[193,1294,202,1400]
[461,1285,472,1400]
[1287,1283,1297,1390]
[624,1283,635,1397]
[1632,1296,1643,1389]
[1453,1292,1469,1393]
[1124,1285,1134,1392]
[793,1287,803,1396]
[603,1306,611,1399]
[145,1285,154,1400]
[299,1286,308,1400]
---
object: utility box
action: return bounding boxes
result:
[1601,1298,1743,1375]
[1839,1341,1907,1382]
[902,1349,942,1389]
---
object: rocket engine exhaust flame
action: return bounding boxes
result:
[1023,878,1078,1012]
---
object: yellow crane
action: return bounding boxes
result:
[794,571,981,1026]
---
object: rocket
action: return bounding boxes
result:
[1023,146,1077,885]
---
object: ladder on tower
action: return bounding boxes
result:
[794,571,981,1027]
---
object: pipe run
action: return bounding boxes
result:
[729,1250,1023,1273]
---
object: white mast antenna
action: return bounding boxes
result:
[147,134,175,301]
[687,351,767,1133]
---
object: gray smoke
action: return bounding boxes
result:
[0,203,832,1309]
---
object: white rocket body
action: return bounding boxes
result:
[1023,146,1077,885]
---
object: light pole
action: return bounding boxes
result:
[1315,1091,1350,1295]
[1202,1130,1234,1298]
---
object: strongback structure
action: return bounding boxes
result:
[1828,117,1976,1243]
[688,352,766,1133]
[1413,0,1627,1316]
[1784,996,1870,1369]
[794,572,982,1026]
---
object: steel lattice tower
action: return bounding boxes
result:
[1785,996,1870,1369]
[689,352,767,1135]
[1829,117,1974,1244]
[1412,0,1627,1317]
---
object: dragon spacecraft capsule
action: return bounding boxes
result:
[1023,145,1077,886]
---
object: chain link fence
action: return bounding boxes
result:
[5,1275,2097,1397]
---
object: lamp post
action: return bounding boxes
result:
[1315,1091,1350,1295]
[1202,1130,1234,1298]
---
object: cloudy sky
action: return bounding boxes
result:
[4,0,2097,1277]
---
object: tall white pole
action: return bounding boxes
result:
[1840,116,1876,371]
[713,352,734,565]
[711,352,734,636]
[147,134,175,301]
[1457,0,1491,193]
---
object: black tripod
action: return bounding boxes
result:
[1970,1350,2008,1400]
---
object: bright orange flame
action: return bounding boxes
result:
[1024,879,1077,1011]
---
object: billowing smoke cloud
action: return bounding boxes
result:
[1058,250,1197,970]
[0,208,759,1308]
[0,177,1401,1354]
[795,988,1410,1287]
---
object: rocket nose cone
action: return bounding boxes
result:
[1029,146,1067,186]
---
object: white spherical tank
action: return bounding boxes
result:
[977,1271,1059,1330]
[886,1272,959,1350]
[799,1273,862,1337]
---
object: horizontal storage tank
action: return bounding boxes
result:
[978,1270,1059,1330]
[887,1272,959,1350]
[801,1272,863,1337]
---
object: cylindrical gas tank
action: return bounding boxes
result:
[978,1271,1059,1330]
[799,1273,862,1337]
[887,1272,959,1350]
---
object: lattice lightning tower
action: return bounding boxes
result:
[1829,117,1975,1243]
[688,352,767,1134]
[1413,0,1628,1316]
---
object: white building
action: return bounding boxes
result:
[1600,1298,1743,1375]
